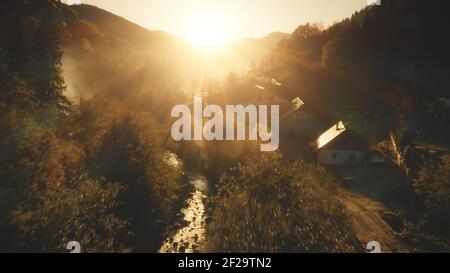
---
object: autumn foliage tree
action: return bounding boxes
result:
[208,153,362,253]
[413,156,450,236]
[0,0,189,252]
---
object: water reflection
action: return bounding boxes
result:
[159,151,208,253]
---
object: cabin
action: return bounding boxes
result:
[235,83,310,130]
[239,84,328,137]
[238,85,369,165]
[197,80,369,162]
[280,103,329,137]
[314,121,367,166]
[235,84,335,160]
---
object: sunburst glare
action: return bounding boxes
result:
[184,8,233,53]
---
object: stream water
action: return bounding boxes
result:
[159,153,208,253]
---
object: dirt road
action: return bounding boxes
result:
[339,190,412,253]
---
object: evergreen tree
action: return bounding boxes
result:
[32,9,69,110]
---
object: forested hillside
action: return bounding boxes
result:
[258,0,450,245]
[0,0,189,252]
[264,0,450,143]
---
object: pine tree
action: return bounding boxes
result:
[32,12,69,110]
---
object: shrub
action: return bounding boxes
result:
[413,155,450,236]
[207,152,362,253]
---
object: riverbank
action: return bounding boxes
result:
[159,152,209,253]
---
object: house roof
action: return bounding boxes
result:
[316,121,346,149]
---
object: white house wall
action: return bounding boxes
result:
[318,149,366,165]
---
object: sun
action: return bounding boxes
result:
[184,9,232,53]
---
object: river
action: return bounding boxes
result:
[159,152,208,253]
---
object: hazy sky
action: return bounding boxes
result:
[66,0,370,41]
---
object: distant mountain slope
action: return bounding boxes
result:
[217,32,289,71]
[61,4,181,51]
[64,4,286,63]
[58,3,289,104]
[69,4,179,46]
[72,4,149,37]
[57,3,190,112]
[238,32,289,48]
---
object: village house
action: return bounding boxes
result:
[313,121,367,166]
[193,79,369,164]
[242,83,322,136]
[240,84,370,165]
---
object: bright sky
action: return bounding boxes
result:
[66,0,369,43]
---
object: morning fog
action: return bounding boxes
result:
[171,96,279,151]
